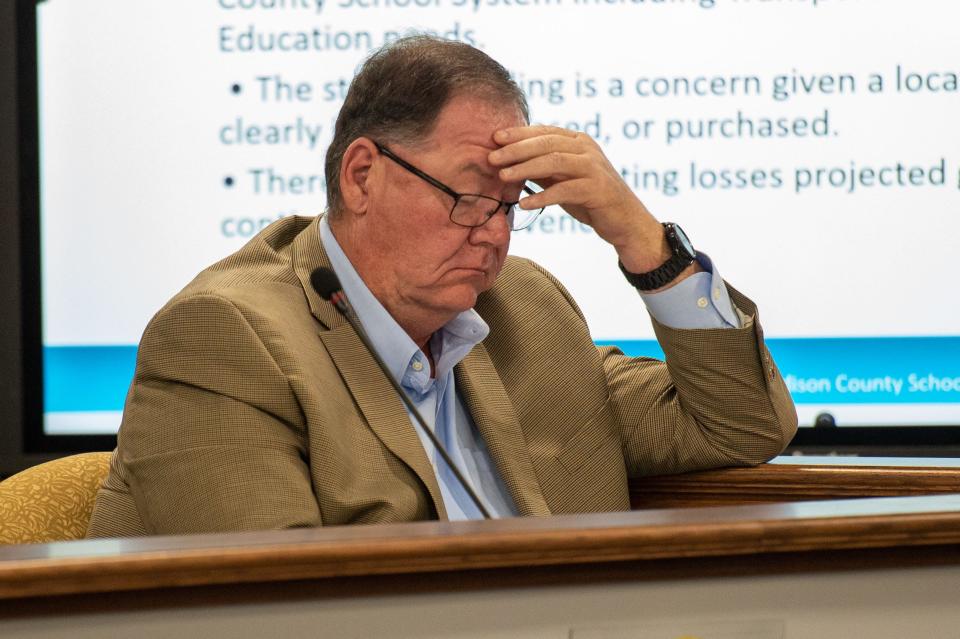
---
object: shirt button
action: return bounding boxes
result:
[411,361,424,372]
[713,288,721,301]
[697,297,708,309]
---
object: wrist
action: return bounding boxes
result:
[614,222,671,274]
[618,222,698,292]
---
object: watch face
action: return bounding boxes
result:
[671,224,696,259]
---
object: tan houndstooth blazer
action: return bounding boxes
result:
[87,215,797,537]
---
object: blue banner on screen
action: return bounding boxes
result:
[44,337,960,433]
[43,346,137,413]
[603,337,960,405]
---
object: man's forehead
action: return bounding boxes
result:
[428,94,526,148]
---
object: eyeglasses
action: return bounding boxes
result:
[373,141,545,231]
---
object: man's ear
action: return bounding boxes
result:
[339,138,378,217]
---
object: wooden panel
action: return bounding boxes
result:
[629,463,960,509]
[2,494,960,601]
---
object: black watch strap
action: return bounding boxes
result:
[618,223,696,291]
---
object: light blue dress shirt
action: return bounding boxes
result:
[319,216,739,520]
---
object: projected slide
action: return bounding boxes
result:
[37,0,959,434]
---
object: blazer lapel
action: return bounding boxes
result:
[319,327,448,520]
[292,216,448,520]
[456,344,551,517]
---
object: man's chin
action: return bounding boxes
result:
[422,285,484,316]
[422,268,500,310]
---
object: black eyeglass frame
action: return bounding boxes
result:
[373,141,543,231]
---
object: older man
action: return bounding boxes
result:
[87,36,795,536]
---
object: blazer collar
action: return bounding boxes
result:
[291,215,345,331]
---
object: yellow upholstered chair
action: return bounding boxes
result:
[0,452,111,545]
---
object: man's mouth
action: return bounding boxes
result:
[453,266,488,276]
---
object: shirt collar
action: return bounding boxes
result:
[318,216,489,386]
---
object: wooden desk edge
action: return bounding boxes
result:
[2,492,960,601]
[629,461,960,508]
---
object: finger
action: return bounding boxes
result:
[493,125,580,146]
[489,133,586,167]
[499,151,594,185]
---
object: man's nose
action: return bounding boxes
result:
[469,207,511,246]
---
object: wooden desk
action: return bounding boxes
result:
[2,460,960,638]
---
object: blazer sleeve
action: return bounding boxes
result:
[118,292,322,534]
[603,285,798,477]
[524,259,797,478]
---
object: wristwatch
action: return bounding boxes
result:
[618,223,697,291]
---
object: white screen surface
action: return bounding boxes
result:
[37,0,960,434]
